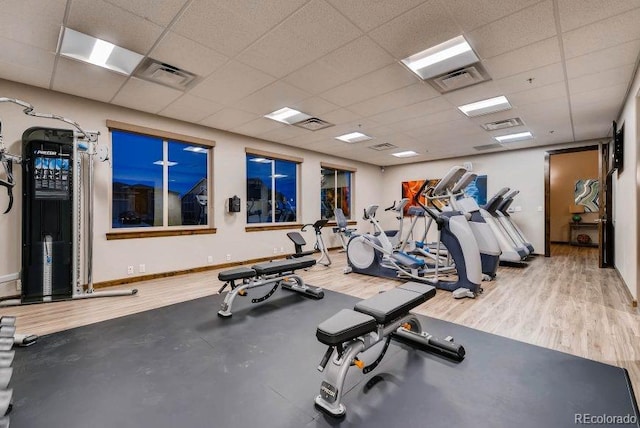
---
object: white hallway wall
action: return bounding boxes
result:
[0,79,382,296]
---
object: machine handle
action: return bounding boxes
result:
[427,336,466,360]
[318,346,334,372]
[384,201,396,211]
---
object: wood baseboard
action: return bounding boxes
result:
[612,266,637,308]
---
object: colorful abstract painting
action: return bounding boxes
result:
[574,179,599,212]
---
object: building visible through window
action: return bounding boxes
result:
[246,154,298,224]
[321,167,352,220]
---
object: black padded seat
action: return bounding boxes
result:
[316,309,377,346]
[218,267,256,282]
[252,257,316,275]
[354,282,436,324]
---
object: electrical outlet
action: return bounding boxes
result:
[280,247,284,253]
[127,265,134,275]
[207,255,213,264]
[507,207,515,213]
[139,264,146,273]
[537,206,543,212]
[226,254,231,261]
[273,247,278,254]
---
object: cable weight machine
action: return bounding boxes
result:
[0,97,137,306]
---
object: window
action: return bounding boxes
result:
[111,129,210,229]
[246,151,300,224]
[321,164,354,220]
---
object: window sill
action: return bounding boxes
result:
[325,220,357,227]
[245,224,303,232]
[106,228,217,240]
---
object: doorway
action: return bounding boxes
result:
[544,144,614,268]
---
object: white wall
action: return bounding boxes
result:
[381,141,603,255]
[0,79,382,296]
[613,64,640,300]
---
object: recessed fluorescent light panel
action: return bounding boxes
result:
[458,96,512,117]
[495,131,533,144]
[59,27,144,75]
[183,146,207,153]
[264,107,311,124]
[402,35,479,80]
[335,132,373,143]
[391,150,419,158]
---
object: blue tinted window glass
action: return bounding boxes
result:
[168,141,209,226]
[274,160,297,223]
[111,130,163,228]
[246,156,273,223]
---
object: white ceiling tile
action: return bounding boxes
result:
[467,1,556,59]
[440,0,541,32]
[326,0,424,32]
[0,37,55,74]
[558,0,640,32]
[483,37,561,80]
[0,0,66,51]
[214,0,308,34]
[565,39,640,80]
[111,78,183,113]
[505,81,567,108]
[158,94,223,123]
[290,97,340,116]
[232,81,310,115]
[395,109,467,134]
[441,80,503,105]
[369,0,461,59]
[103,0,189,26]
[348,83,440,117]
[189,60,275,104]
[283,36,395,94]
[368,96,452,125]
[236,0,362,78]
[562,8,640,59]
[52,57,127,102]
[321,109,362,126]
[568,64,635,96]
[570,83,628,108]
[231,117,285,137]
[495,62,565,95]
[198,108,257,130]
[321,63,418,107]
[68,0,164,54]
[259,125,313,142]
[0,58,53,89]
[150,32,228,78]
[172,0,287,57]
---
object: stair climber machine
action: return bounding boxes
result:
[345,186,482,298]
[287,219,331,266]
[497,189,534,254]
[447,169,502,280]
[483,188,530,263]
[0,97,137,308]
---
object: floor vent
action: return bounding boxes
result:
[474,143,503,151]
[368,142,397,151]
[134,58,197,90]
[481,117,525,131]
[428,63,491,93]
[292,117,334,131]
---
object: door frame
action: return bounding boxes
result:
[544,145,600,257]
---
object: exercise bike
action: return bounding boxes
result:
[287,219,331,266]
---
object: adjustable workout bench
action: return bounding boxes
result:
[314,282,465,417]
[217,257,324,317]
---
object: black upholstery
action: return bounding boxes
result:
[218,267,256,282]
[316,309,377,346]
[252,257,316,275]
[354,282,436,324]
[286,232,307,247]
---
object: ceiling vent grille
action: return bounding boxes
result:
[481,117,525,131]
[428,63,491,94]
[474,143,503,151]
[292,117,334,131]
[134,58,197,90]
[368,142,398,151]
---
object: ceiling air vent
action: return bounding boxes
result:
[134,58,197,90]
[481,117,525,131]
[368,142,398,151]
[474,143,503,151]
[292,117,334,131]
[428,63,491,94]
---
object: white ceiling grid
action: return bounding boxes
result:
[0,0,638,165]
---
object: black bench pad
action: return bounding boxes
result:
[218,267,256,282]
[252,257,316,275]
[316,309,377,346]
[354,282,436,324]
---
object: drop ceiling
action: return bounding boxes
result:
[0,0,639,166]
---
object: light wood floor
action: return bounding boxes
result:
[2,245,638,398]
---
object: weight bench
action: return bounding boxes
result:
[217,257,324,317]
[314,282,465,417]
